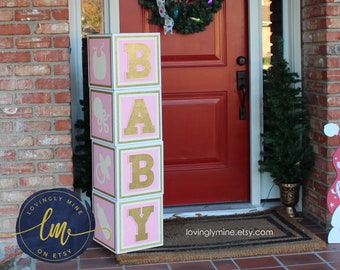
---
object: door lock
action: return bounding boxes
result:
[236,56,247,66]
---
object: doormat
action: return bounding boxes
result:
[115,207,327,265]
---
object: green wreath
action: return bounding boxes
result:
[139,0,225,34]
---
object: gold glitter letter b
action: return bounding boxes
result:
[125,43,151,79]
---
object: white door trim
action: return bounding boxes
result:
[108,0,120,33]
[283,0,302,75]
[69,0,84,147]
[248,0,263,206]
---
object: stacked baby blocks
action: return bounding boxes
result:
[87,33,163,254]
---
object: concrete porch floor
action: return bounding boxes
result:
[31,217,340,270]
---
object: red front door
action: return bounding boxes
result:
[120,0,250,206]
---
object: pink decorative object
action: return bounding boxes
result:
[118,91,161,143]
[120,144,163,198]
[88,33,163,253]
[121,197,162,251]
[93,193,163,253]
[88,36,112,87]
[324,123,340,243]
[93,194,116,250]
[115,35,161,89]
[324,123,340,214]
[90,90,113,143]
[92,142,115,197]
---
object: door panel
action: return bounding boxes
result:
[163,93,227,166]
[120,0,250,206]
[158,9,226,67]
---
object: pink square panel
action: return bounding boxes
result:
[118,91,161,144]
[114,34,160,89]
[93,194,116,251]
[119,144,163,198]
[88,36,112,88]
[90,90,113,143]
[92,142,115,197]
[120,196,163,252]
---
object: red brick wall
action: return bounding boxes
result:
[302,0,340,228]
[0,0,72,263]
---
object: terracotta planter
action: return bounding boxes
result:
[278,183,301,219]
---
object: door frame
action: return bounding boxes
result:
[259,0,302,205]
[248,0,302,206]
[69,0,302,208]
[248,0,262,206]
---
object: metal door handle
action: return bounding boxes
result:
[236,71,247,120]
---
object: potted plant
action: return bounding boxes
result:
[259,51,314,219]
